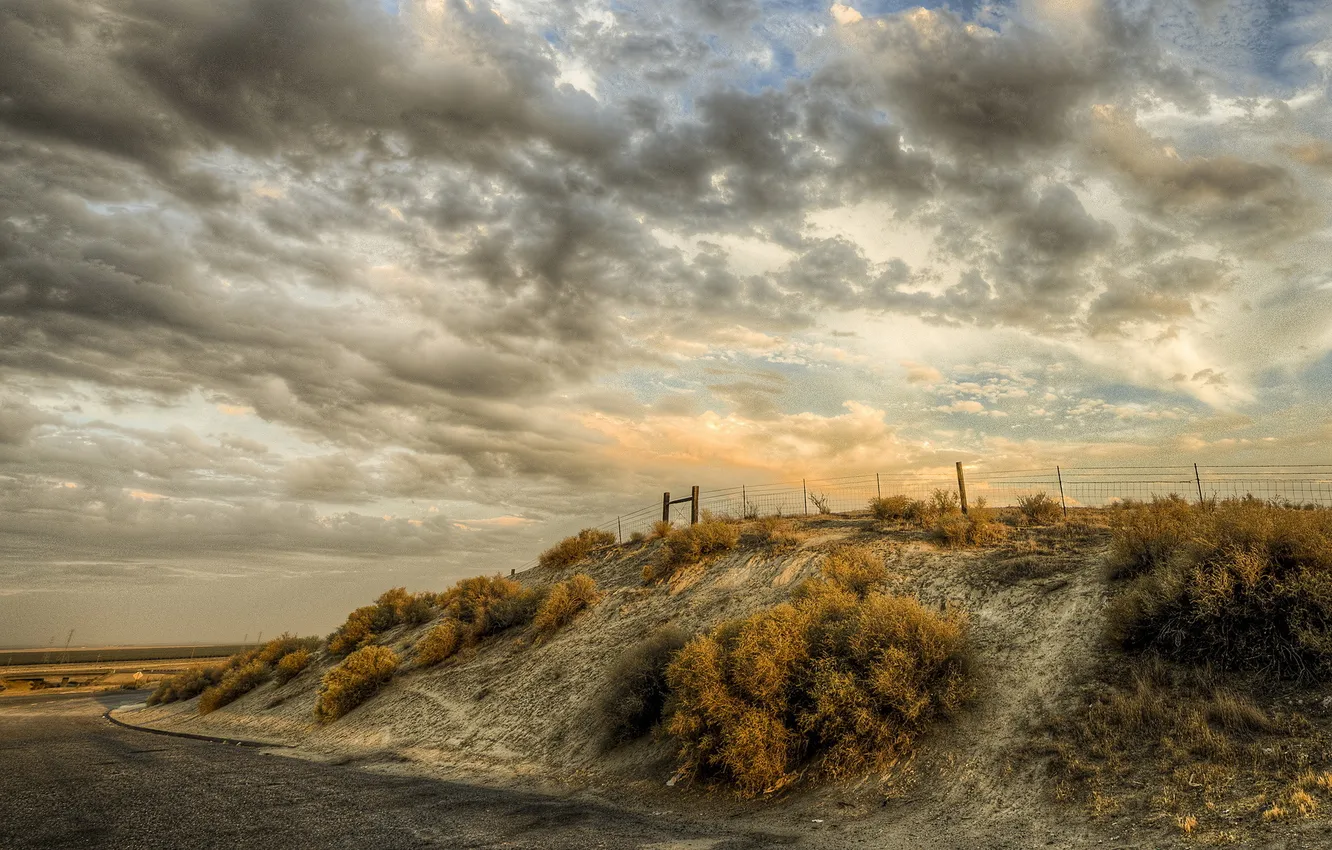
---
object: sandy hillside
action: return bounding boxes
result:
[120,514,1131,849]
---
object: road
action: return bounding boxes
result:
[0,691,796,850]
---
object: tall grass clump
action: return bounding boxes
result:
[740,515,804,552]
[644,516,740,582]
[199,659,268,714]
[869,495,915,522]
[1017,492,1063,525]
[1106,494,1197,580]
[539,528,617,570]
[414,620,463,667]
[934,497,1007,547]
[327,587,434,656]
[315,645,399,722]
[665,583,969,796]
[598,626,691,746]
[273,648,312,684]
[533,574,602,637]
[147,664,225,706]
[1108,499,1332,679]
[820,545,889,596]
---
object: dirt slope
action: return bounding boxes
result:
[121,515,1126,848]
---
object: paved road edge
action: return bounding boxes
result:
[104,708,290,749]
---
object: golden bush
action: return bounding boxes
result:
[273,648,312,684]
[415,620,463,667]
[869,495,914,521]
[538,528,617,570]
[644,518,740,582]
[820,545,889,597]
[533,574,602,637]
[665,585,969,795]
[315,645,399,723]
[199,659,268,715]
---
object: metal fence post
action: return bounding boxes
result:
[617,515,622,543]
[690,485,700,525]
[1194,463,1204,506]
[662,491,670,523]
[1056,466,1067,518]
[956,462,968,515]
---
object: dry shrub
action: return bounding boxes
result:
[869,495,914,522]
[1045,657,1332,837]
[666,584,969,796]
[538,527,617,570]
[820,545,889,596]
[1106,494,1197,579]
[327,587,433,656]
[650,520,673,539]
[741,515,803,551]
[645,517,740,582]
[315,645,399,722]
[1017,492,1064,525]
[146,664,224,706]
[533,574,602,637]
[415,620,463,667]
[479,585,545,636]
[199,659,268,714]
[934,499,1007,547]
[598,626,691,746]
[273,648,311,685]
[438,575,522,628]
[1107,499,1332,678]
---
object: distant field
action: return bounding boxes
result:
[0,645,249,666]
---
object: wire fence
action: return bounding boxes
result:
[594,464,1332,541]
[510,463,1332,571]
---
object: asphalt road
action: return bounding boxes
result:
[0,691,795,850]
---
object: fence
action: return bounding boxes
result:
[506,463,1332,571]
[582,463,1332,543]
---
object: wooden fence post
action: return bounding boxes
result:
[617,515,623,543]
[876,472,881,500]
[956,461,968,515]
[1194,463,1204,506]
[802,479,808,515]
[662,491,670,523]
[1056,466,1067,518]
[690,485,700,525]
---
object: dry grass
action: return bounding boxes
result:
[315,645,399,723]
[1044,657,1332,839]
[273,648,312,685]
[1106,494,1197,580]
[665,583,969,796]
[1106,498,1332,678]
[597,626,691,746]
[934,498,1008,547]
[820,545,890,596]
[199,659,268,714]
[414,620,464,667]
[327,587,434,656]
[147,664,224,706]
[868,495,916,522]
[740,515,805,552]
[644,517,740,582]
[533,574,602,637]
[1017,492,1064,525]
[538,527,617,570]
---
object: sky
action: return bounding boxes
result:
[3,0,1332,646]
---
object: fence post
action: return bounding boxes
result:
[956,461,968,515]
[662,491,670,523]
[1194,463,1204,506]
[742,484,747,518]
[690,485,700,525]
[617,515,622,544]
[876,473,881,500]
[1056,466,1067,518]
[803,479,809,515]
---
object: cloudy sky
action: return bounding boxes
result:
[3,0,1332,646]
